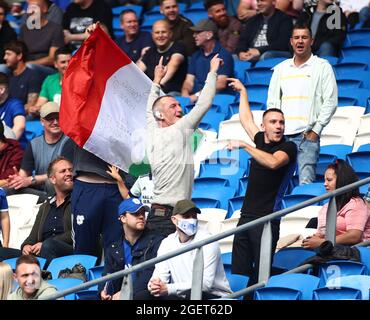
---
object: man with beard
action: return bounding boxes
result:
[205,0,242,54]
[160,0,196,56]
[0,157,74,267]
[4,40,41,112]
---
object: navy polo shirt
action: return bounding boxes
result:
[115,31,153,63]
[188,41,234,93]
[41,200,65,241]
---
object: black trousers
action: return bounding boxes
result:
[231,215,280,286]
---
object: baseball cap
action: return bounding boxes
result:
[172,200,201,216]
[117,198,149,218]
[190,19,217,34]
[40,102,60,119]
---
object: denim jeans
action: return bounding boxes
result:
[285,132,320,185]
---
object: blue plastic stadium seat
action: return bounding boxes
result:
[228,101,266,115]
[191,197,220,209]
[358,143,370,152]
[266,273,320,300]
[225,273,249,299]
[174,96,191,108]
[227,196,244,218]
[340,88,370,107]
[244,67,273,85]
[318,260,368,286]
[243,84,269,104]
[183,10,208,24]
[291,183,326,197]
[338,96,358,107]
[238,176,248,196]
[341,46,370,65]
[233,59,252,83]
[254,287,302,300]
[346,151,370,173]
[319,144,353,160]
[333,62,368,77]
[213,94,236,115]
[254,57,285,68]
[344,29,370,47]
[282,194,318,208]
[207,148,250,171]
[221,252,232,266]
[25,120,44,141]
[112,5,143,17]
[199,111,226,132]
[192,185,235,210]
[48,278,84,300]
[313,286,362,300]
[326,275,370,300]
[194,177,229,191]
[272,247,316,272]
[199,163,247,189]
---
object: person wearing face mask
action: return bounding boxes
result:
[141,199,231,300]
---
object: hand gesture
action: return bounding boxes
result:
[153,56,167,85]
[106,165,123,182]
[210,53,223,73]
[85,22,100,36]
[226,78,247,94]
[225,139,247,150]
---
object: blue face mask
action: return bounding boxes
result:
[177,218,198,236]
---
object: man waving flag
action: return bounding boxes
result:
[60,25,152,173]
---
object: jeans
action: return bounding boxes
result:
[315,42,337,57]
[285,133,320,185]
[39,238,73,268]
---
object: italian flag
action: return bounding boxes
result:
[60,25,152,176]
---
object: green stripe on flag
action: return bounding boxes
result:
[128,129,204,178]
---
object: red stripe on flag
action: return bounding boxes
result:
[60,26,132,147]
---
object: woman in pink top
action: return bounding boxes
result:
[302,160,370,249]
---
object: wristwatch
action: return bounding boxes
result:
[30,176,36,185]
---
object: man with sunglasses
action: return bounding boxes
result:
[6,102,69,202]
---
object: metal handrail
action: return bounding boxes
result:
[42,177,370,300]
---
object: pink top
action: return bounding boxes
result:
[317,197,370,241]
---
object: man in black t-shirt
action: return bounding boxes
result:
[62,0,113,51]
[226,78,297,287]
[137,19,187,95]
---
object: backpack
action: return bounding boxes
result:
[57,263,88,282]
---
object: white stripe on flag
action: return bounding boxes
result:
[84,62,153,172]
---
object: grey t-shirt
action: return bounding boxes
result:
[19,20,64,61]
[310,11,325,39]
